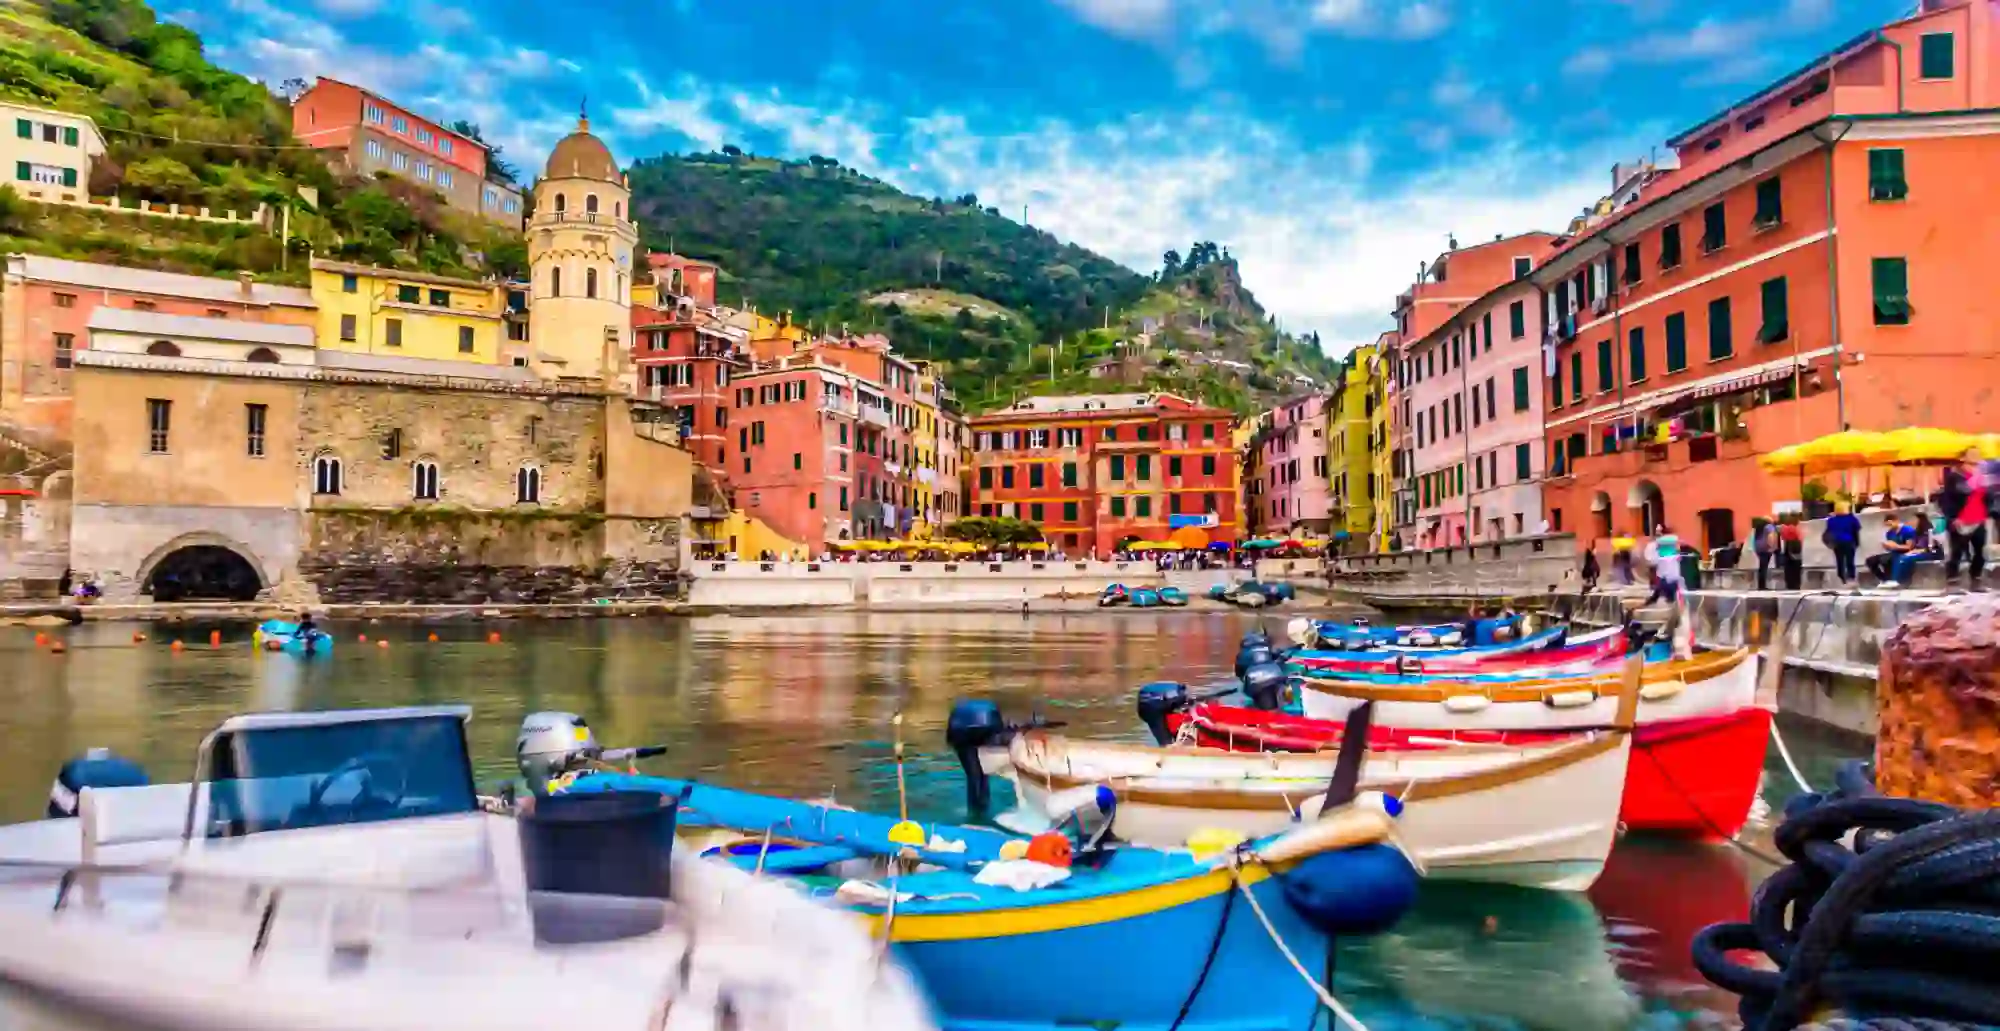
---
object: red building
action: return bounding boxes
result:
[631,300,746,475]
[967,393,1241,558]
[289,77,523,228]
[646,254,719,308]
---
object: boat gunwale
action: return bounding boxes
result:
[1292,649,1750,704]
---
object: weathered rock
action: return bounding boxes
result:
[1876,594,2000,807]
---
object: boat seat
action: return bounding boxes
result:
[718,844,860,875]
[80,783,197,859]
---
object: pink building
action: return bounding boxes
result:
[1391,234,1558,547]
[1249,393,1332,536]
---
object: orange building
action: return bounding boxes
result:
[290,77,523,228]
[1534,0,2000,554]
[967,393,1240,558]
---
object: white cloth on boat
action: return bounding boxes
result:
[924,834,966,853]
[972,860,1071,892]
[834,879,916,906]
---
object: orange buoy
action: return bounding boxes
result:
[132,631,146,643]
[377,639,390,649]
[170,640,184,652]
[1024,831,1074,869]
[48,641,66,655]
[209,629,222,647]
[487,631,501,644]
[33,633,47,646]
[427,632,439,643]
[358,633,368,643]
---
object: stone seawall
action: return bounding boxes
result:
[686,561,1249,608]
[1328,534,1583,604]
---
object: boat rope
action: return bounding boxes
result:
[1224,856,1371,1031]
[1769,719,1815,795]
[1690,760,2000,1031]
[1631,737,1784,867]
[1163,864,1237,1031]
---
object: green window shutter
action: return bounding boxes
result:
[1759,277,1789,343]
[1515,443,1530,482]
[1509,301,1525,338]
[1111,455,1125,481]
[1628,327,1647,382]
[1708,297,1733,360]
[1701,203,1727,252]
[62,126,78,146]
[1063,501,1077,522]
[1512,366,1529,411]
[1569,352,1583,403]
[1872,257,1911,325]
[14,119,28,139]
[1596,338,1613,392]
[1920,32,1954,79]
[1665,313,1688,372]
[1551,361,1564,410]
[1753,177,1782,228]
[1482,312,1493,352]
[1660,225,1682,268]
[1622,243,1641,285]
[1137,496,1151,518]
[1111,496,1125,517]
[1136,454,1150,480]
[1868,149,1907,201]
[12,161,25,182]
[1062,462,1076,487]
[61,167,76,188]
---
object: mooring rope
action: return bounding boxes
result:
[1225,856,1371,1031]
[1691,760,2000,1031]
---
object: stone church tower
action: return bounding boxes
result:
[527,114,637,386]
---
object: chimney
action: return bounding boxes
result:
[237,271,254,299]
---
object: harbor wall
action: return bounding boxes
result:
[684,561,1247,608]
[1327,534,1584,603]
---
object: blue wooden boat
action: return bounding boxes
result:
[1158,586,1189,607]
[255,619,333,656]
[1130,587,1162,607]
[554,768,1420,1031]
[1305,620,1557,656]
[1098,583,1130,607]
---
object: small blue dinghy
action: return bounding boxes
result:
[256,620,333,656]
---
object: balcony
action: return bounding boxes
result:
[820,396,858,416]
[917,468,935,485]
[530,210,639,232]
[862,408,892,428]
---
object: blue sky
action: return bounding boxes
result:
[175,0,1905,352]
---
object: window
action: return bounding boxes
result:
[979,467,993,489]
[382,429,402,460]
[1136,496,1152,518]
[1062,461,1077,487]
[587,194,600,214]
[1111,455,1125,481]
[1000,466,1015,489]
[1030,464,1044,488]
[246,347,279,364]
[458,326,475,353]
[1660,224,1682,269]
[1869,149,1907,201]
[1753,177,1782,228]
[1515,443,1531,482]
[437,170,453,189]
[1701,202,1726,253]
[146,340,180,357]
[1063,501,1078,522]
[139,398,170,453]
[1665,312,1688,372]
[412,461,440,500]
[385,318,403,347]
[1137,454,1151,480]
[337,314,358,342]
[1511,366,1529,411]
[1707,297,1733,360]
[1485,377,1496,421]
[1621,242,1641,287]
[392,114,408,134]
[234,402,267,458]
[1872,257,1911,325]
[313,455,342,494]
[550,267,561,297]
[398,284,420,304]
[1596,338,1613,392]
[1920,32,1954,80]
[1168,456,1183,477]
[1759,277,1789,343]
[11,118,23,138]
[517,466,541,504]
[52,332,73,369]
[1628,327,1647,382]
[1204,423,1216,440]
[839,487,849,511]
[792,452,802,471]
[1569,351,1583,403]
[391,151,409,172]
[1513,256,1531,279]
[1202,455,1216,476]
[340,274,358,294]
[429,289,450,307]
[586,268,598,299]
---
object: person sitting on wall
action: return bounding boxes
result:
[1865,514,1935,587]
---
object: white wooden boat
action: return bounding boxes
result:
[1296,648,1755,732]
[990,667,1641,892]
[0,708,935,1031]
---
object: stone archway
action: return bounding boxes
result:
[135,532,266,602]
[1627,480,1665,537]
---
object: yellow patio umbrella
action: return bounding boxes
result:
[1880,426,1981,466]
[1760,430,1894,476]
[1151,541,1185,551]
[1981,433,2000,459]
[1124,541,1158,552]
[946,541,982,554]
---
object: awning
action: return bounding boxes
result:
[1692,363,1798,399]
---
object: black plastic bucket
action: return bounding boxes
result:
[519,789,679,944]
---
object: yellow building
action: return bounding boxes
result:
[1329,343,1375,549]
[910,360,945,527]
[310,259,506,364]
[1366,334,1396,551]
[4,100,104,205]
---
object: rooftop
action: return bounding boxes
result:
[316,349,538,383]
[7,255,313,308]
[303,77,486,154]
[311,259,498,291]
[87,308,315,348]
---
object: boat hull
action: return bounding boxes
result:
[1167,704,1772,840]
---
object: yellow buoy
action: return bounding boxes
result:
[997,838,1032,861]
[886,820,927,847]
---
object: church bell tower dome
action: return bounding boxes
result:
[526,112,637,385]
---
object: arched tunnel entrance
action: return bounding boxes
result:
[144,545,262,602]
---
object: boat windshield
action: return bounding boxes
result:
[200,714,478,839]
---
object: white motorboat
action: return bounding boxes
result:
[0,707,935,1031]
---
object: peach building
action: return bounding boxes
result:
[1534,0,2000,555]
[1391,233,1557,547]
[290,77,524,228]
[1248,393,1333,536]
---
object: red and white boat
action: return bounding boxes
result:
[1161,651,1770,840]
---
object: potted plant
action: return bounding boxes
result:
[1800,481,1834,520]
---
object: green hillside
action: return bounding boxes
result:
[0,0,520,283]
[627,152,1337,415]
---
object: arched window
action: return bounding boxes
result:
[516,466,541,504]
[411,460,439,500]
[147,340,181,357]
[586,267,598,299]
[614,201,622,218]
[554,193,566,213]
[246,347,279,363]
[586,193,599,214]
[550,266,561,297]
[616,272,624,301]
[313,455,342,496]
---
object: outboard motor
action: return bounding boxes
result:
[1136,681,1191,745]
[946,699,1007,813]
[517,711,602,795]
[1242,661,1287,711]
[47,748,149,818]
[1235,641,1277,679]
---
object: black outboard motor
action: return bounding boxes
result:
[1242,662,1287,711]
[1235,641,1277,679]
[47,748,149,818]
[946,699,1007,812]
[1136,681,1191,745]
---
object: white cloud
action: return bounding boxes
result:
[1048,0,1177,39]
[1567,3,1838,84]
[609,73,730,152]
[1561,45,1614,78]
[310,0,381,15]
[726,91,883,169]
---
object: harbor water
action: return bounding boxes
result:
[0,610,1866,1030]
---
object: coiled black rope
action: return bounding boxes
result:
[1692,759,2000,1031]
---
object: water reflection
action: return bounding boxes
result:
[0,611,1864,1030]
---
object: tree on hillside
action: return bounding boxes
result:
[1161,249,1182,277]
[721,144,743,158]
[448,120,520,185]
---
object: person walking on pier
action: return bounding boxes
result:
[1825,504,1861,585]
[1643,526,1683,606]
[1752,520,1780,591]
[1939,448,1989,589]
